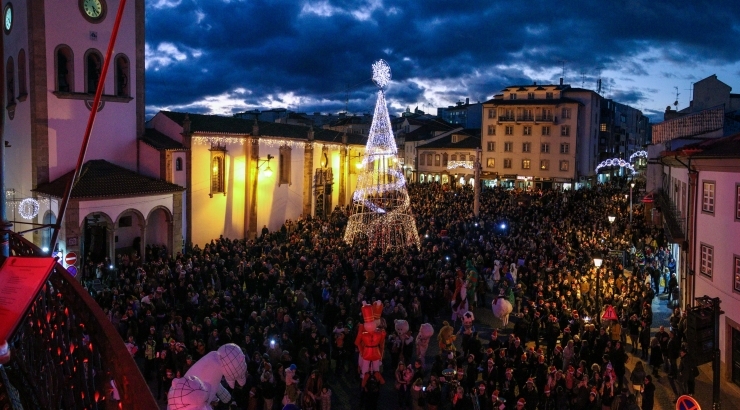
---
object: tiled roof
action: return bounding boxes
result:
[684,133,740,158]
[482,97,584,106]
[140,128,186,151]
[160,111,362,145]
[33,160,184,199]
[417,133,481,150]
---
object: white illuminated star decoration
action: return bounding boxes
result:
[372,59,391,89]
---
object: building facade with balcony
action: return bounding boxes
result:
[481,83,588,190]
[658,134,740,386]
[437,98,483,129]
[416,131,481,186]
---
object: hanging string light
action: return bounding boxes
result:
[18,198,40,220]
[595,158,636,174]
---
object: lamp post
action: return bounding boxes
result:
[608,215,615,236]
[593,254,603,325]
[629,182,635,224]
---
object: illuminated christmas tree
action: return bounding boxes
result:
[343,60,420,250]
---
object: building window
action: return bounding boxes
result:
[279,146,291,185]
[505,126,513,135]
[522,159,531,169]
[17,49,26,99]
[509,93,516,100]
[522,109,533,121]
[434,154,440,166]
[541,109,552,120]
[523,126,532,135]
[546,92,553,99]
[702,181,715,214]
[486,158,495,168]
[560,143,570,154]
[442,153,448,167]
[522,142,531,153]
[427,153,433,166]
[486,142,495,152]
[55,45,74,92]
[561,125,570,136]
[561,108,571,119]
[84,49,103,94]
[542,126,551,136]
[541,143,550,153]
[504,142,513,152]
[600,123,607,132]
[700,243,714,279]
[487,125,495,135]
[450,154,457,162]
[527,92,535,99]
[488,109,494,119]
[559,160,569,171]
[6,57,14,107]
[540,160,549,170]
[734,255,740,293]
[736,184,740,221]
[419,154,425,166]
[175,157,183,171]
[114,54,130,97]
[503,158,512,168]
[210,148,226,196]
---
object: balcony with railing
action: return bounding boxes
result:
[535,115,554,122]
[0,232,157,410]
[655,189,686,244]
[498,115,515,122]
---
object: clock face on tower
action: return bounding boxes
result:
[79,0,106,23]
[3,3,12,34]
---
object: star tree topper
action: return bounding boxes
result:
[372,59,391,89]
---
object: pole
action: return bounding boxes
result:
[713,297,721,410]
[0,127,11,259]
[596,268,601,326]
[49,0,128,250]
[474,148,481,218]
[629,184,633,224]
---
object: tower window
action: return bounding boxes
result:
[175,157,183,171]
[84,49,103,94]
[55,45,74,92]
[114,54,130,97]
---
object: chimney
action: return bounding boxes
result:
[466,98,469,105]
[252,119,259,137]
[559,78,563,86]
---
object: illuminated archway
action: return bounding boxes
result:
[629,150,647,163]
[595,158,636,175]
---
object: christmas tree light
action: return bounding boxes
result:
[344,60,420,250]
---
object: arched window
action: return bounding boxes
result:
[55,45,74,92]
[6,57,15,106]
[17,49,26,99]
[279,145,292,185]
[442,153,448,167]
[209,147,226,197]
[175,157,183,171]
[84,49,103,94]
[114,54,129,97]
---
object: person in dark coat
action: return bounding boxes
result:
[641,375,656,410]
[649,337,663,378]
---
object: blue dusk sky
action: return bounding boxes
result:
[144,0,740,123]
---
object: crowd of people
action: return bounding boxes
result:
[86,182,695,410]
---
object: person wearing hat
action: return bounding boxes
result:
[521,378,538,410]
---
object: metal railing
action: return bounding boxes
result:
[0,232,157,410]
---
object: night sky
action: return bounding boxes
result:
[144,0,740,122]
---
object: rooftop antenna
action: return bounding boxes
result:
[685,82,694,104]
[674,86,680,109]
[581,71,586,88]
[558,60,567,83]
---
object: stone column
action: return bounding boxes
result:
[248,137,259,238]
[302,129,314,217]
[339,134,347,206]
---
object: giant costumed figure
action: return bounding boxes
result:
[167,343,247,410]
[415,323,434,366]
[355,301,386,376]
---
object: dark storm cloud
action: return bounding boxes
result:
[144,0,740,116]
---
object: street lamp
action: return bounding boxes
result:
[629,182,635,224]
[257,155,274,177]
[608,215,615,236]
[593,254,603,324]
